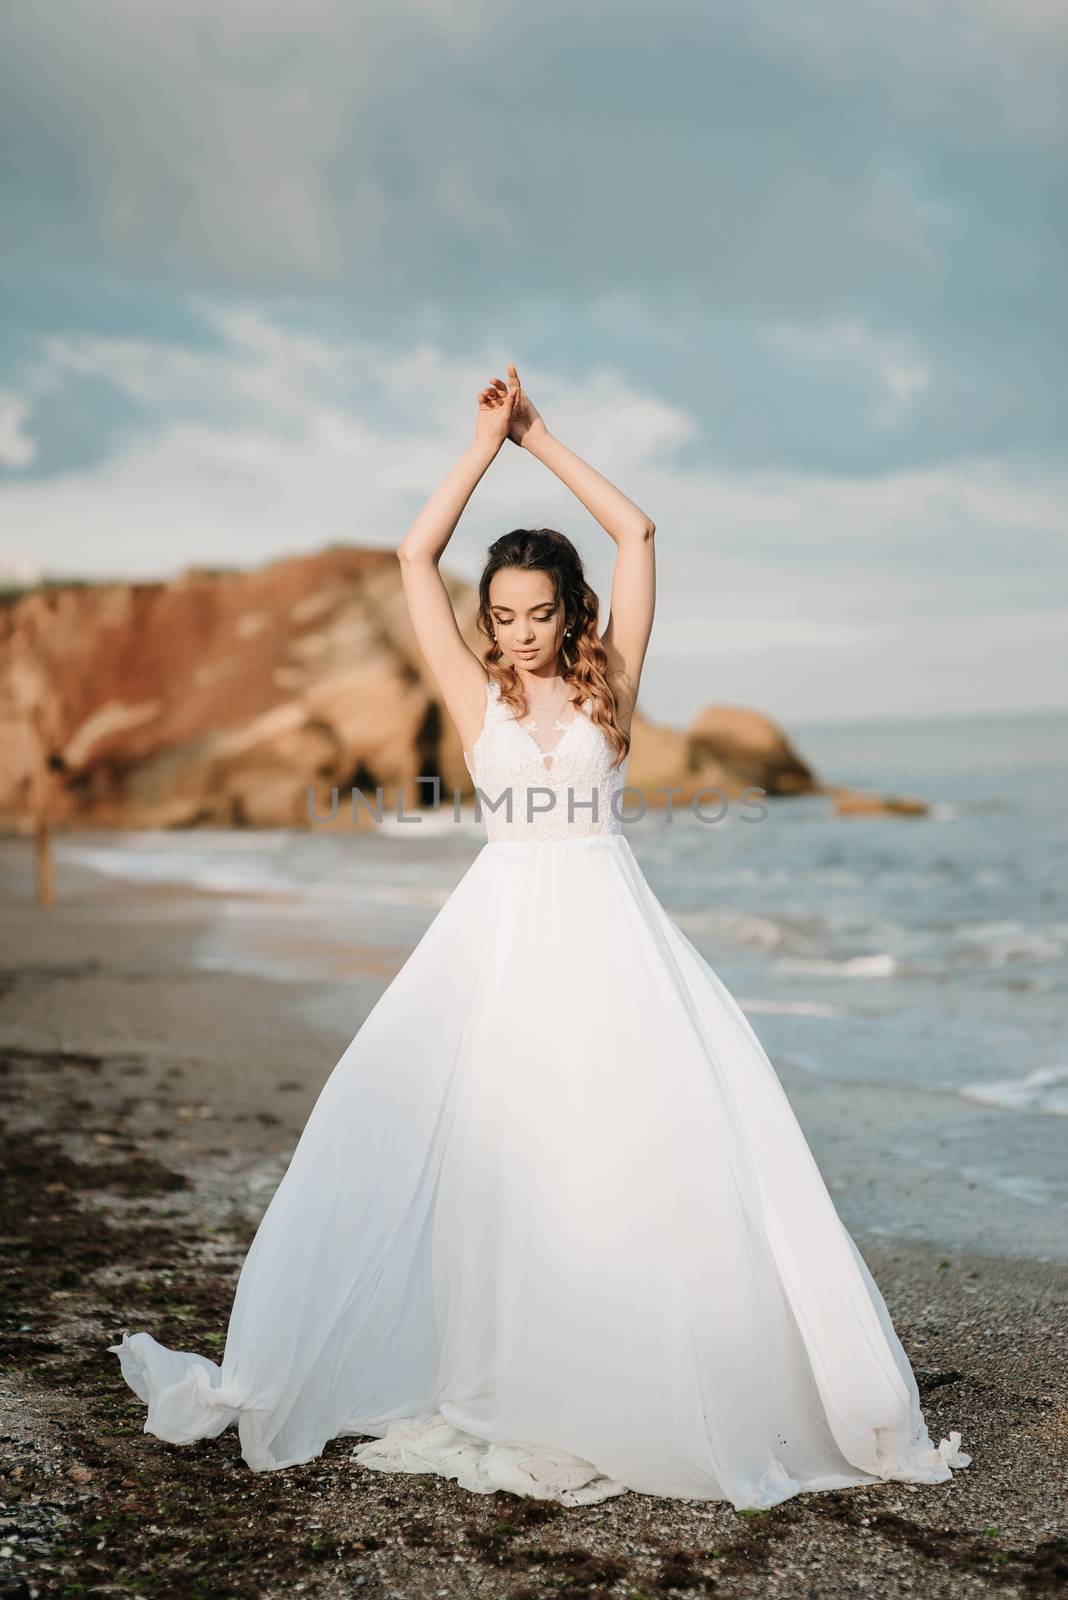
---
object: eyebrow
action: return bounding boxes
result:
[491,602,556,613]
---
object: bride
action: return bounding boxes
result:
[110,363,970,1510]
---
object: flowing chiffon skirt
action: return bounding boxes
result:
[110,833,969,1509]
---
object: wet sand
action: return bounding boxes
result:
[1,838,1065,1599]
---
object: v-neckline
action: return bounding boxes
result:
[511,698,586,773]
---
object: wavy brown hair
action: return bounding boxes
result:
[476,528,630,769]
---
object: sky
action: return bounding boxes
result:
[0,0,1065,727]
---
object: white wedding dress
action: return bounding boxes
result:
[110,677,970,1509]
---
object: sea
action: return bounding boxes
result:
[60,705,1068,1263]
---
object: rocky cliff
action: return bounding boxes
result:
[0,546,904,832]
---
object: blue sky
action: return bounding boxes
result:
[1,0,1065,725]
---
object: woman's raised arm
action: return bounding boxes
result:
[396,379,520,749]
[502,364,656,705]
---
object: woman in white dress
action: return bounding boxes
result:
[110,364,970,1510]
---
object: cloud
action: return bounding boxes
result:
[750,0,1068,145]
[643,604,1068,727]
[0,0,505,285]
[2,0,1063,481]
[765,319,933,428]
[0,307,699,576]
[0,391,37,468]
[1,4,1064,720]
[2,0,1063,303]
[3,305,1062,605]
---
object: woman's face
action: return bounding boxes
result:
[488,568,566,671]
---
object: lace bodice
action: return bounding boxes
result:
[463,678,629,844]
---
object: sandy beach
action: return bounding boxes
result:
[2,836,1066,1599]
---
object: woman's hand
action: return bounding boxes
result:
[476,363,547,452]
[474,374,521,452]
[504,363,547,451]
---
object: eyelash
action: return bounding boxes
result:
[497,614,554,624]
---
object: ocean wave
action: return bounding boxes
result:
[63,844,305,901]
[902,1152,1068,1211]
[775,953,900,979]
[62,839,466,906]
[946,920,1067,969]
[673,907,836,956]
[959,1066,1068,1118]
[738,999,847,1019]
[376,806,485,840]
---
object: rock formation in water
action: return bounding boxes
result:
[0,547,921,831]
